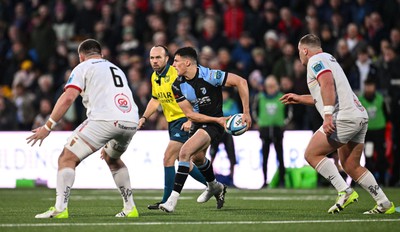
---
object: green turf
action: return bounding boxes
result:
[0,187,399,232]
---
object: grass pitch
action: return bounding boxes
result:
[0,187,399,232]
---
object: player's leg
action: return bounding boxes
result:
[259,127,270,186]
[102,121,138,218]
[192,127,227,208]
[35,132,95,218]
[339,141,395,214]
[304,129,358,213]
[224,133,236,180]
[159,129,211,212]
[273,127,285,187]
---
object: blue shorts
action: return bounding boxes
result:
[169,117,189,143]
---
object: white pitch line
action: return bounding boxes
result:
[1,219,399,227]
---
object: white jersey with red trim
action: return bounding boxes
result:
[306,52,368,120]
[65,58,139,122]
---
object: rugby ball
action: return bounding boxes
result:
[225,113,247,136]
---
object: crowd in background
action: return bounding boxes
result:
[0,0,399,186]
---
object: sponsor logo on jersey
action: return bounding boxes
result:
[114,93,132,113]
[215,70,222,79]
[67,73,75,84]
[311,61,325,74]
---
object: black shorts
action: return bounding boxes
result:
[190,122,224,143]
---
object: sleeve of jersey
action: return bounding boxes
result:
[309,59,331,80]
[64,66,84,92]
[204,68,227,86]
[172,80,185,103]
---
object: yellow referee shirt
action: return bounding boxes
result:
[151,64,185,122]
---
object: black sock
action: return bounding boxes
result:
[173,164,190,194]
[198,159,216,182]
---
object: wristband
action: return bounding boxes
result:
[323,105,335,115]
[44,124,51,131]
[141,116,147,121]
[47,117,57,130]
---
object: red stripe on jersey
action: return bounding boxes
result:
[64,85,82,92]
[316,69,332,80]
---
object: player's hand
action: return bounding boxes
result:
[242,112,252,129]
[280,93,300,104]
[138,117,146,129]
[218,116,230,128]
[26,126,51,147]
[181,120,192,132]
[323,114,335,136]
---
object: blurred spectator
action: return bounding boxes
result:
[32,98,53,130]
[30,8,57,72]
[217,47,236,73]
[358,78,389,186]
[334,38,355,77]
[198,16,228,52]
[262,30,282,75]
[34,74,55,106]
[12,83,36,130]
[290,60,310,130]
[231,31,254,76]
[272,43,295,80]
[389,28,400,55]
[223,0,245,43]
[350,0,373,26]
[320,24,336,55]
[344,23,367,58]
[364,12,389,54]
[304,16,320,36]
[0,95,18,130]
[378,46,400,186]
[172,16,198,48]
[12,60,36,90]
[249,47,270,77]
[166,0,193,41]
[277,7,302,45]
[244,0,262,45]
[329,12,345,39]
[349,47,378,94]
[255,4,279,44]
[74,0,100,38]
[252,75,286,187]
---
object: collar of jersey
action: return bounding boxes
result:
[156,63,170,78]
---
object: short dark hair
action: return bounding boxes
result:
[299,34,321,48]
[154,44,169,56]
[174,47,198,63]
[78,39,102,55]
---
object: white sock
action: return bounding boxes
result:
[55,168,75,212]
[112,167,135,210]
[315,157,348,192]
[356,170,391,208]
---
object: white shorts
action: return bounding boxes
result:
[318,118,368,144]
[65,119,137,160]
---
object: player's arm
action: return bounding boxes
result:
[280,94,314,105]
[317,70,336,135]
[138,98,160,129]
[224,73,252,128]
[177,100,226,127]
[26,87,80,146]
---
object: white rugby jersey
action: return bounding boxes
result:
[306,52,368,120]
[65,58,139,123]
